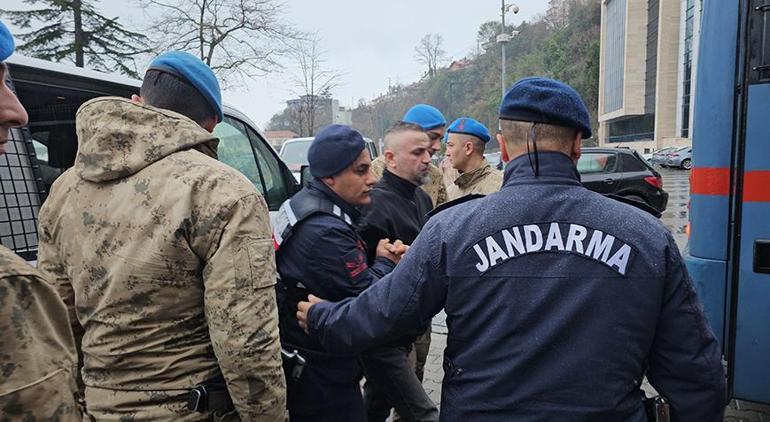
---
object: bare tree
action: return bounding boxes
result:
[288,34,343,136]
[140,0,301,84]
[414,33,447,78]
[1,0,150,77]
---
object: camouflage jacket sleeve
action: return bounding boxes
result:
[200,192,286,420]
[0,250,81,420]
[37,203,86,395]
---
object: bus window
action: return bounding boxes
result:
[245,126,290,210]
[28,124,76,193]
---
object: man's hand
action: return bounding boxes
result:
[387,239,409,257]
[297,294,325,334]
[376,238,400,264]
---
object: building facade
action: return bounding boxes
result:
[598,0,702,154]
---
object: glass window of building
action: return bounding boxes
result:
[604,0,627,114]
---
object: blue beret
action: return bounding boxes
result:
[403,104,446,130]
[148,51,223,123]
[447,117,491,143]
[0,20,15,62]
[308,125,366,178]
[499,77,592,139]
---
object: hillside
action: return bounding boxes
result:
[269,0,600,146]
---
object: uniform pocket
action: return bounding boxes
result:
[244,238,277,290]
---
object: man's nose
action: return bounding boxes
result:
[0,86,29,130]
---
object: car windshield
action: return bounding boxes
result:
[280,140,313,165]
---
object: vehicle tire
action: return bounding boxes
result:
[681,158,692,170]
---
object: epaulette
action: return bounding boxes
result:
[427,194,485,220]
[604,194,662,218]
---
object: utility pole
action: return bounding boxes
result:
[501,0,507,100]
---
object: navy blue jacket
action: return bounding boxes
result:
[276,179,395,356]
[308,152,725,421]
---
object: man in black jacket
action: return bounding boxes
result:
[358,122,439,422]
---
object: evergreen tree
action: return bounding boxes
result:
[1,0,150,77]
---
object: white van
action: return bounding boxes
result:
[1,55,299,262]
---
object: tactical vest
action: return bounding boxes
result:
[273,188,357,358]
[273,188,355,251]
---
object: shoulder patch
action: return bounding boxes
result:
[343,240,369,280]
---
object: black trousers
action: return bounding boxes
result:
[284,356,365,422]
[360,344,439,422]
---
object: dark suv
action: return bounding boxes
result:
[577,147,668,213]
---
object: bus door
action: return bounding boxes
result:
[727,0,770,403]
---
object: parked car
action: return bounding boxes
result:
[280,136,379,182]
[664,146,693,169]
[1,54,299,262]
[577,147,669,213]
[650,146,678,166]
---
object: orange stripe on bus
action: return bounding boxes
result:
[690,168,770,201]
[744,171,770,202]
[690,167,731,196]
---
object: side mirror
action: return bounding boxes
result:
[300,165,312,188]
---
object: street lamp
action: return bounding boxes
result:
[498,2,520,99]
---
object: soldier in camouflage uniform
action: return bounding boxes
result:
[0,20,82,420]
[444,117,503,201]
[37,52,285,420]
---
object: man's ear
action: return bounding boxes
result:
[201,116,218,133]
[497,133,510,162]
[570,132,582,162]
[322,175,336,187]
[131,94,144,104]
[384,150,396,168]
[464,140,474,157]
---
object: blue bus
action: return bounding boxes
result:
[686,0,770,404]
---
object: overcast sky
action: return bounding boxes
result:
[4,0,547,129]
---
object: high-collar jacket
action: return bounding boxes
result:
[308,151,725,422]
[360,170,433,264]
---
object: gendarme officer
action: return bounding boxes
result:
[298,77,726,421]
[274,125,403,421]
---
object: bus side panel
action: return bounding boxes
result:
[684,0,740,345]
[731,84,770,403]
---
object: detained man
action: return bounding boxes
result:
[358,122,439,422]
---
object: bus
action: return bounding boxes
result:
[686,0,770,404]
[0,54,299,263]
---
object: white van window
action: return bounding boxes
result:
[0,127,42,256]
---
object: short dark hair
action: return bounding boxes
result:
[139,69,216,126]
[387,121,424,136]
[500,119,577,152]
[383,121,427,150]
